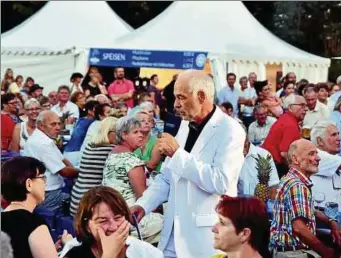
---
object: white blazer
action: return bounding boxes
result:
[135,107,246,258]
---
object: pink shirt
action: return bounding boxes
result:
[108,79,135,108]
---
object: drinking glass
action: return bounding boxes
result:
[313,192,325,210]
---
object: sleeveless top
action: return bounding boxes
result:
[19,121,30,150]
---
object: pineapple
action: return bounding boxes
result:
[253,154,273,202]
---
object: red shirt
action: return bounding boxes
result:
[1,113,15,150]
[262,112,301,164]
[108,79,135,108]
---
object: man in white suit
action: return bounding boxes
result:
[130,70,246,258]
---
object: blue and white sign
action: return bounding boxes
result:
[88,48,208,70]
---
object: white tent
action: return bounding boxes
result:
[1,1,133,93]
[111,1,330,90]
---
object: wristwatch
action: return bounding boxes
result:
[328,218,338,224]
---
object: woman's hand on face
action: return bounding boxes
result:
[99,220,130,258]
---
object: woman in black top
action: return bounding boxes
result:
[1,157,71,258]
[83,74,108,98]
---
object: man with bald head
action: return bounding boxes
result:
[263,94,307,178]
[23,110,79,212]
[131,70,246,258]
[270,139,341,257]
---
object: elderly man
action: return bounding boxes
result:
[23,110,79,212]
[238,124,279,197]
[48,90,59,106]
[262,94,307,178]
[51,85,79,120]
[310,120,341,210]
[131,70,246,258]
[248,105,276,145]
[303,87,329,128]
[270,139,341,258]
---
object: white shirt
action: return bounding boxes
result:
[80,120,101,152]
[238,143,279,196]
[303,101,330,128]
[239,87,257,116]
[248,116,277,144]
[217,85,240,117]
[71,84,84,95]
[51,101,79,119]
[311,149,341,211]
[328,91,341,113]
[23,129,65,191]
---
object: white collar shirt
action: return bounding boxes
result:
[23,129,65,191]
[248,116,277,144]
[303,101,330,128]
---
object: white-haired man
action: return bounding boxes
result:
[130,70,246,258]
[23,110,79,212]
[310,120,341,210]
[262,94,307,178]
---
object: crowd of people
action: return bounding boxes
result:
[1,66,341,258]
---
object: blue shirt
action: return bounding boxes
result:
[64,118,94,152]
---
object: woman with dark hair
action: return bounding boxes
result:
[70,91,86,118]
[1,156,69,258]
[315,82,330,105]
[66,186,163,258]
[280,81,295,103]
[1,68,14,93]
[21,77,35,94]
[211,195,270,258]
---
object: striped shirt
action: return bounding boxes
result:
[70,143,113,216]
[270,168,316,249]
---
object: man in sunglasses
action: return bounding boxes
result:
[262,94,307,178]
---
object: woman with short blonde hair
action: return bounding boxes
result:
[70,117,118,216]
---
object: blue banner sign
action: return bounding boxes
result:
[88,48,208,70]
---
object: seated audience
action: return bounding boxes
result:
[48,91,59,106]
[63,100,99,167]
[70,117,117,216]
[254,80,283,118]
[102,116,163,244]
[315,82,330,106]
[9,99,40,154]
[248,105,276,145]
[23,110,79,212]
[70,91,86,118]
[211,195,270,258]
[310,121,341,209]
[280,81,295,103]
[80,103,111,152]
[270,139,341,257]
[70,72,84,94]
[238,124,279,197]
[114,101,129,117]
[1,157,71,258]
[66,186,163,258]
[51,85,79,120]
[1,93,20,150]
[7,75,23,94]
[38,96,52,111]
[133,110,162,172]
[262,94,307,178]
[303,86,329,128]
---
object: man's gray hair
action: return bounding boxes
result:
[139,101,154,111]
[24,98,40,110]
[287,141,298,165]
[310,120,337,146]
[283,93,297,109]
[116,116,141,145]
[188,74,215,102]
[1,231,13,258]
[36,110,54,126]
[336,75,341,85]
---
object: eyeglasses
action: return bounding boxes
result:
[290,103,307,108]
[33,175,47,183]
[26,108,41,112]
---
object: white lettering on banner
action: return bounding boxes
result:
[132,50,152,55]
[102,53,126,61]
[132,56,149,61]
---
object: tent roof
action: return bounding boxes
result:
[1,1,133,54]
[112,1,330,66]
